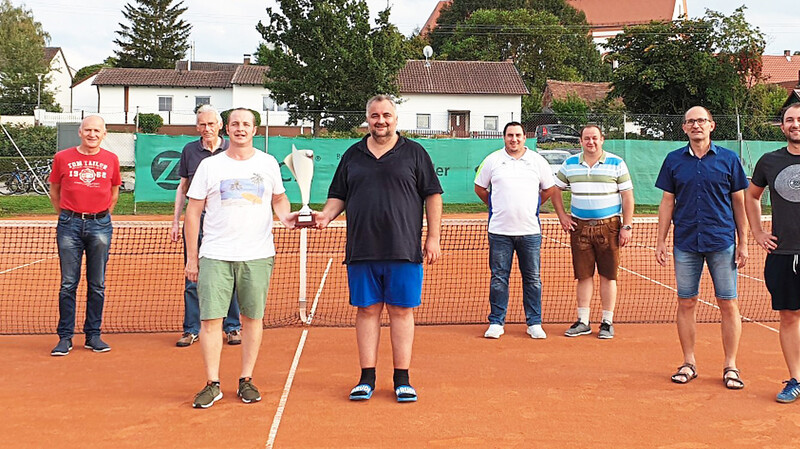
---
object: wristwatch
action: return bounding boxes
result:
[621,225,633,231]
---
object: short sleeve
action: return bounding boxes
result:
[654,154,675,193]
[750,155,769,188]
[328,150,350,200]
[186,158,209,200]
[415,145,443,197]
[616,159,633,191]
[730,157,749,192]
[269,156,286,195]
[178,144,190,178]
[474,154,493,188]
[538,156,555,190]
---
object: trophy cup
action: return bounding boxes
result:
[283,144,315,228]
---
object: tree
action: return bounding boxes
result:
[113,0,191,69]
[430,0,609,80]
[0,0,58,114]
[606,7,768,136]
[255,0,407,135]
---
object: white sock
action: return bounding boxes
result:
[577,307,590,325]
[602,310,614,324]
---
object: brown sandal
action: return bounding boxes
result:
[671,363,697,384]
[723,367,745,390]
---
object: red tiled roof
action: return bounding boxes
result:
[92,65,269,88]
[566,0,681,27]
[231,65,268,85]
[43,47,60,64]
[420,1,450,37]
[762,55,800,85]
[398,60,528,95]
[175,61,239,71]
[93,68,234,88]
[543,79,611,106]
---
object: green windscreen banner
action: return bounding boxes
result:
[134,135,784,205]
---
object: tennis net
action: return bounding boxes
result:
[0,217,777,335]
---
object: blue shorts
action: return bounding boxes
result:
[674,244,737,300]
[347,261,423,308]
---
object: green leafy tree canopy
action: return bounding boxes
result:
[0,0,58,114]
[255,0,407,135]
[113,0,192,69]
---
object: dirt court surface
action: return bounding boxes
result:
[5,322,800,449]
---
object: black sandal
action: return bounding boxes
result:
[671,363,697,384]
[723,367,745,390]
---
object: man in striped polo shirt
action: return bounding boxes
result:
[552,125,634,339]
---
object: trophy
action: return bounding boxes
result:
[283,144,315,227]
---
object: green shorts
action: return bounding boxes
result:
[197,257,274,320]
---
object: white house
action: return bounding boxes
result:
[71,72,100,113]
[396,60,528,137]
[91,58,289,125]
[43,47,73,111]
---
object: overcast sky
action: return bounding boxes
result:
[11,0,800,72]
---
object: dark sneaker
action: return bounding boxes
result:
[176,332,198,347]
[84,335,111,353]
[598,321,615,339]
[51,338,72,356]
[193,382,222,408]
[226,330,242,346]
[565,321,591,337]
[237,377,262,403]
[777,378,800,403]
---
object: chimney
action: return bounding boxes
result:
[243,54,251,65]
[187,59,191,71]
[785,50,792,62]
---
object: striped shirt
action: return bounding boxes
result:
[554,151,632,220]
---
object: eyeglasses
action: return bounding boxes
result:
[684,118,710,126]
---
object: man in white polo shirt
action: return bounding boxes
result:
[551,125,634,339]
[475,121,559,339]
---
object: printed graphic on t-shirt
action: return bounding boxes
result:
[67,160,110,186]
[220,173,265,205]
[774,164,800,203]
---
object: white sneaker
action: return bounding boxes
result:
[526,324,547,339]
[484,324,505,339]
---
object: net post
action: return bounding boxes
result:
[298,227,309,324]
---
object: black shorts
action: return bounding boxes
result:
[764,254,800,311]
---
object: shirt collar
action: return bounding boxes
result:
[684,142,718,157]
[579,150,606,166]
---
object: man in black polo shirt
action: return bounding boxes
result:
[170,105,241,348]
[316,94,443,403]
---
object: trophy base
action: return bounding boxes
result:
[296,213,316,228]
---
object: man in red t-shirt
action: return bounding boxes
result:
[48,115,121,356]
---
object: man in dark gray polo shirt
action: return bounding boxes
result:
[316,95,443,403]
[170,105,241,347]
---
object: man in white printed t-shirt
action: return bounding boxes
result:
[184,108,297,409]
[474,121,559,340]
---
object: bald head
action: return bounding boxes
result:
[78,115,107,153]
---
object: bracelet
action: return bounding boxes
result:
[621,225,633,230]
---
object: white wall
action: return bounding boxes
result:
[97,85,234,125]
[395,93,522,134]
[47,51,73,112]
[71,74,98,113]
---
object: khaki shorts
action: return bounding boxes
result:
[198,257,274,320]
[570,216,620,280]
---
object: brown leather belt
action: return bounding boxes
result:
[62,209,109,219]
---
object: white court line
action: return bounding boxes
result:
[0,255,57,275]
[543,234,779,334]
[266,257,334,449]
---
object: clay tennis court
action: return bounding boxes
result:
[2,215,798,448]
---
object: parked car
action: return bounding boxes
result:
[537,149,571,175]
[535,124,580,144]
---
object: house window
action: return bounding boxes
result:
[195,96,210,108]
[158,96,173,112]
[416,114,431,129]
[484,116,498,131]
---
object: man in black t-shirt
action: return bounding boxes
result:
[316,95,443,403]
[745,103,800,404]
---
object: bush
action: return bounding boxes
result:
[136,113,163,133]
[220,109,261,135]
[0,124,57,157]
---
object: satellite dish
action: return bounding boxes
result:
[423,45,433,67]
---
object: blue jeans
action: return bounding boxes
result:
[183,212,240,334]
[488,233,543,326]
[56,212,113,339]
[674,244,738,299]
